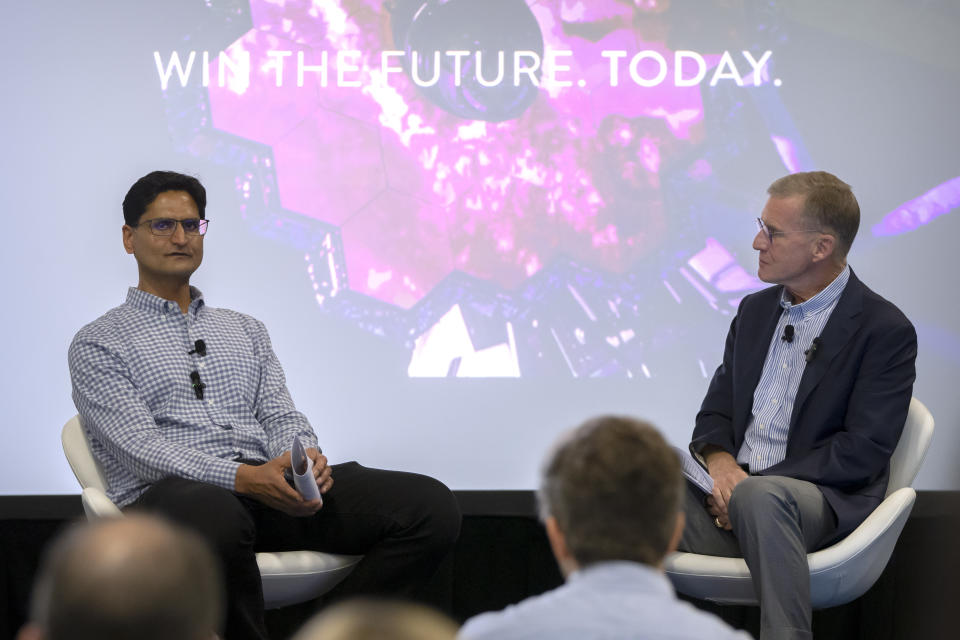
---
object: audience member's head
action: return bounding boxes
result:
[538,415,684,576]
[18,515,223,640]
[291,599,458,640]
[767,170,860,259]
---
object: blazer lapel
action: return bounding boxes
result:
[735,289,784,434]
[789,271,864,427]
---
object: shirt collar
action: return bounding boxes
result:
[779,264,850,319]
[125,286,206,317]
[569,560,673,596]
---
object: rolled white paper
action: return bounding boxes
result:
[291,435,322,503]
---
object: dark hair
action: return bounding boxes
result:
[767,171,860,258]
[122,171,206,226]
[538,415,682,568]
[30,515,223,640]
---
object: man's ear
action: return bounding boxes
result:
[544,516,578,578]
[122,224,136,255]
[811,232,836,263]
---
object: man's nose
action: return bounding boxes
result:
[752,229,767,251]
[170,221,188,243]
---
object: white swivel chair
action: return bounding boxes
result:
[61,414,362,609]
[665,397,935,608]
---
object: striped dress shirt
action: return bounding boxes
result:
[737,266,850,472]
[68,287,318,507]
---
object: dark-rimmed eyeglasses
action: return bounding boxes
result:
[136,218,209,236]
[755,217,821,243]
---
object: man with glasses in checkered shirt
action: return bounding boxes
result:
[68,170,461,640]
[678,171,917,640]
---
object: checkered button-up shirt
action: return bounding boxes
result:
[68,287,319,507]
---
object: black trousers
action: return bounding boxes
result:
[129,462,461,640]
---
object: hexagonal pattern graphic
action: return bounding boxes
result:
[207,29,322,147]
[205,0,713,310]
[273,108,385,226]
[341,189,453,309]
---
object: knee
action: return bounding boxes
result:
[729,476,793,522]
[408,475,462,551]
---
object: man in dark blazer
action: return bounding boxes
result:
[679,171,917,640]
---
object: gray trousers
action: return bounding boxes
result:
[677,475,837,640]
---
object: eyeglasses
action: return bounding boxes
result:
[137,217,209,236]
[755,218,822,243]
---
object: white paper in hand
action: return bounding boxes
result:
[673,446,714,494]
[291,435,322,503]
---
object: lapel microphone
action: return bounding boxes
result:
[189,371,205,400]
[188,339,207,356]
[782,324,795,343]
[805,337,822,363]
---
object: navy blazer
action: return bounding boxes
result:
[691,269,917,541]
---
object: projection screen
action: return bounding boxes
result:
[1,0,958,497]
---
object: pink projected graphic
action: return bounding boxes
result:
[872,177,960,237]
[163,0,787,377]
[206,0,713,308]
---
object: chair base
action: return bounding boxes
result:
[259,551,363,609]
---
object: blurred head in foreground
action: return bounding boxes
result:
[18,514,223,640]
[292,598,458,640]
[538,415,684,577]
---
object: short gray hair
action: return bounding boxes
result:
[538,416,682,567]
[767,171,860,258]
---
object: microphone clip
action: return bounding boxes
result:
[189,370,206,400]
[782,324,795,343]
